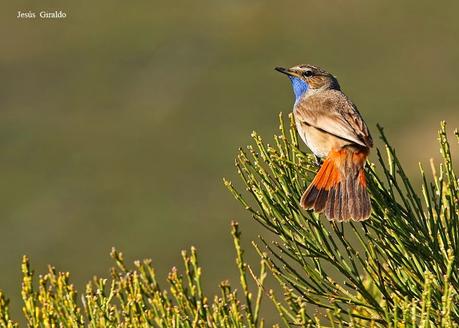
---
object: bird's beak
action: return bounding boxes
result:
[275,66,299,77]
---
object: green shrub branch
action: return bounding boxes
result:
[0,115,457,327]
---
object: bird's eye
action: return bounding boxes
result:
[303,70,313,77]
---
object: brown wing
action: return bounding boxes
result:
[294,89,373,148]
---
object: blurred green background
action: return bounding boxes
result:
[0,0,458,319]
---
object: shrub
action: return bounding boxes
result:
[0,115,457,327]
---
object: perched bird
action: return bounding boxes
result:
[275,64,373,221]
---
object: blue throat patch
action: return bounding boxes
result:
[288,76,309,102]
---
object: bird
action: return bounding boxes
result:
[275,64,373,221]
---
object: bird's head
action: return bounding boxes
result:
[275,64,340,102]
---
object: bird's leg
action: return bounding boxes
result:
[314,155,323,167]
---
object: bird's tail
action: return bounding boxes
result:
[300,148,371,221]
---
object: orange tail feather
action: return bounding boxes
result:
[300,148,371,221]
